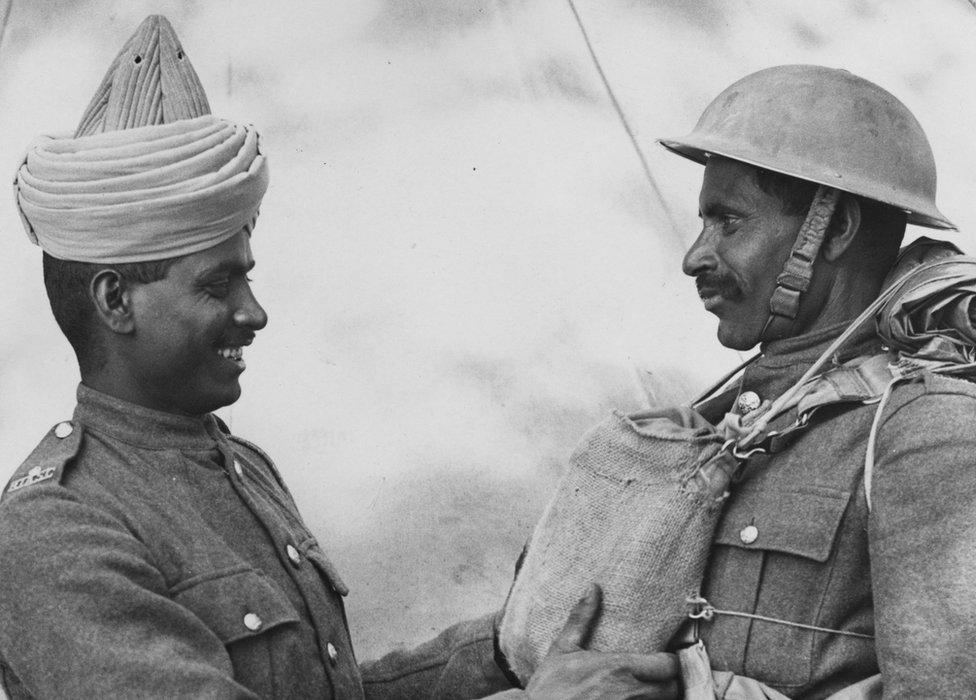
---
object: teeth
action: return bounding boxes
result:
[217,346,243,361]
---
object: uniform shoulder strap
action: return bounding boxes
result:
[2,421,83,503]
[795,353,896,417]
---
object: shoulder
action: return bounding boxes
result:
[2,420,82,505]
[0,419,153,588]
[869,372,976,518]
[892,371,976,401]
[0,418,137,550]
[881,372,976,432]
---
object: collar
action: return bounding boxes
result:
[740,319,883,413]
[73,384,226,450]
[757,318,881,368]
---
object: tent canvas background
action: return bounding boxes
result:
[0,0,974,670]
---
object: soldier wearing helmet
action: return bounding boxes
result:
[660,64,954,351]
[363,66,976,699]
[646,65,976,697]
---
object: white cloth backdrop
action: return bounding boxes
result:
[0,0,974,665]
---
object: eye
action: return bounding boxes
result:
[720,214,742,233]
[203,279,230,298]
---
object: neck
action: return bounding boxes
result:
[81,365,203,419]
[788,256,886,339]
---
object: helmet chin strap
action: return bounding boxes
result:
[761,185,841,342]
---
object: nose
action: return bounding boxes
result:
[682,227,718,278]
[233,282,269,331]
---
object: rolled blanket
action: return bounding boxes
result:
[14,114,268,263]
[876,241,976,365]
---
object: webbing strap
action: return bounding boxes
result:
[762,186,841,341]
[795,354,896,416]
[717,354,895,461]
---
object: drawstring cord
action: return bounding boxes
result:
[686,594,874,641]
[736,257,963,453]
[863,358,976,511]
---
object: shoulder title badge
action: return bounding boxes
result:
[7,466,57,493]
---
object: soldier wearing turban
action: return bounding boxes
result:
[0,16,672,700]
[0,16,367,698]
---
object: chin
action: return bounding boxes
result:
[211,384,243,412]
[716,323,761,352]
[184,382,243,416]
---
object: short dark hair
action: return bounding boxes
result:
[752,167,907,275]
[42,253,178,372]
[753,167,819,217]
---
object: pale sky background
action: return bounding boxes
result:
[1,0,974,664]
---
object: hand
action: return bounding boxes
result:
[524,584,679,700]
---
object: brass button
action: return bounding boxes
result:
[243,613,263,631]
[736,391,761,415]
[233,460,243,478]
[327,642,339,665]
[54,422,73,439]
[286,544,301,566]
[739,524,759,545]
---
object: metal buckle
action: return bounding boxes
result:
[729,410,813,459]
[729,432,775,459]
[686,594,715,621]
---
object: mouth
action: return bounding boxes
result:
[697,287,724,312]
[215,345,246,370]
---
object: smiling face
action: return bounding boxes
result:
[121,231,268,416]
[682,157,807,350]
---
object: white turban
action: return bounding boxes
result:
[13,15,269,264]
[15,115,268,263]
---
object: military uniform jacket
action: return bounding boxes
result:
[685,321,976,698]
[0,385,364,699]
[363,320,976,699]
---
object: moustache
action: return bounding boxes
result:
[696,274,744,302]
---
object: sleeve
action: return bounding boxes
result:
[0,489,257,699]
[361,611,520,700]
[867,385,976,698]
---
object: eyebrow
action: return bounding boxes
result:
[699,201,748,218]
[198,259,256,278]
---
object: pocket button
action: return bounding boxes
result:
[739,524,759,545]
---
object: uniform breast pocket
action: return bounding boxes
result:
[711,485,852,689]
[172,566,304,691]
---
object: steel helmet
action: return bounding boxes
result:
[658,64,955,230]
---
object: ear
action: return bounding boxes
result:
[90,269,135,335]
[821,195,861,262]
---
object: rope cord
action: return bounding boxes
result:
[688,597,874,640]
[863,378,900,512]
[565,0,682,240]
[734,256,958,449]
[737,285,898,449]
[863,359,976,511]
[706,606,874,640]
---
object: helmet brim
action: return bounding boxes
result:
[657,136,956,232]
